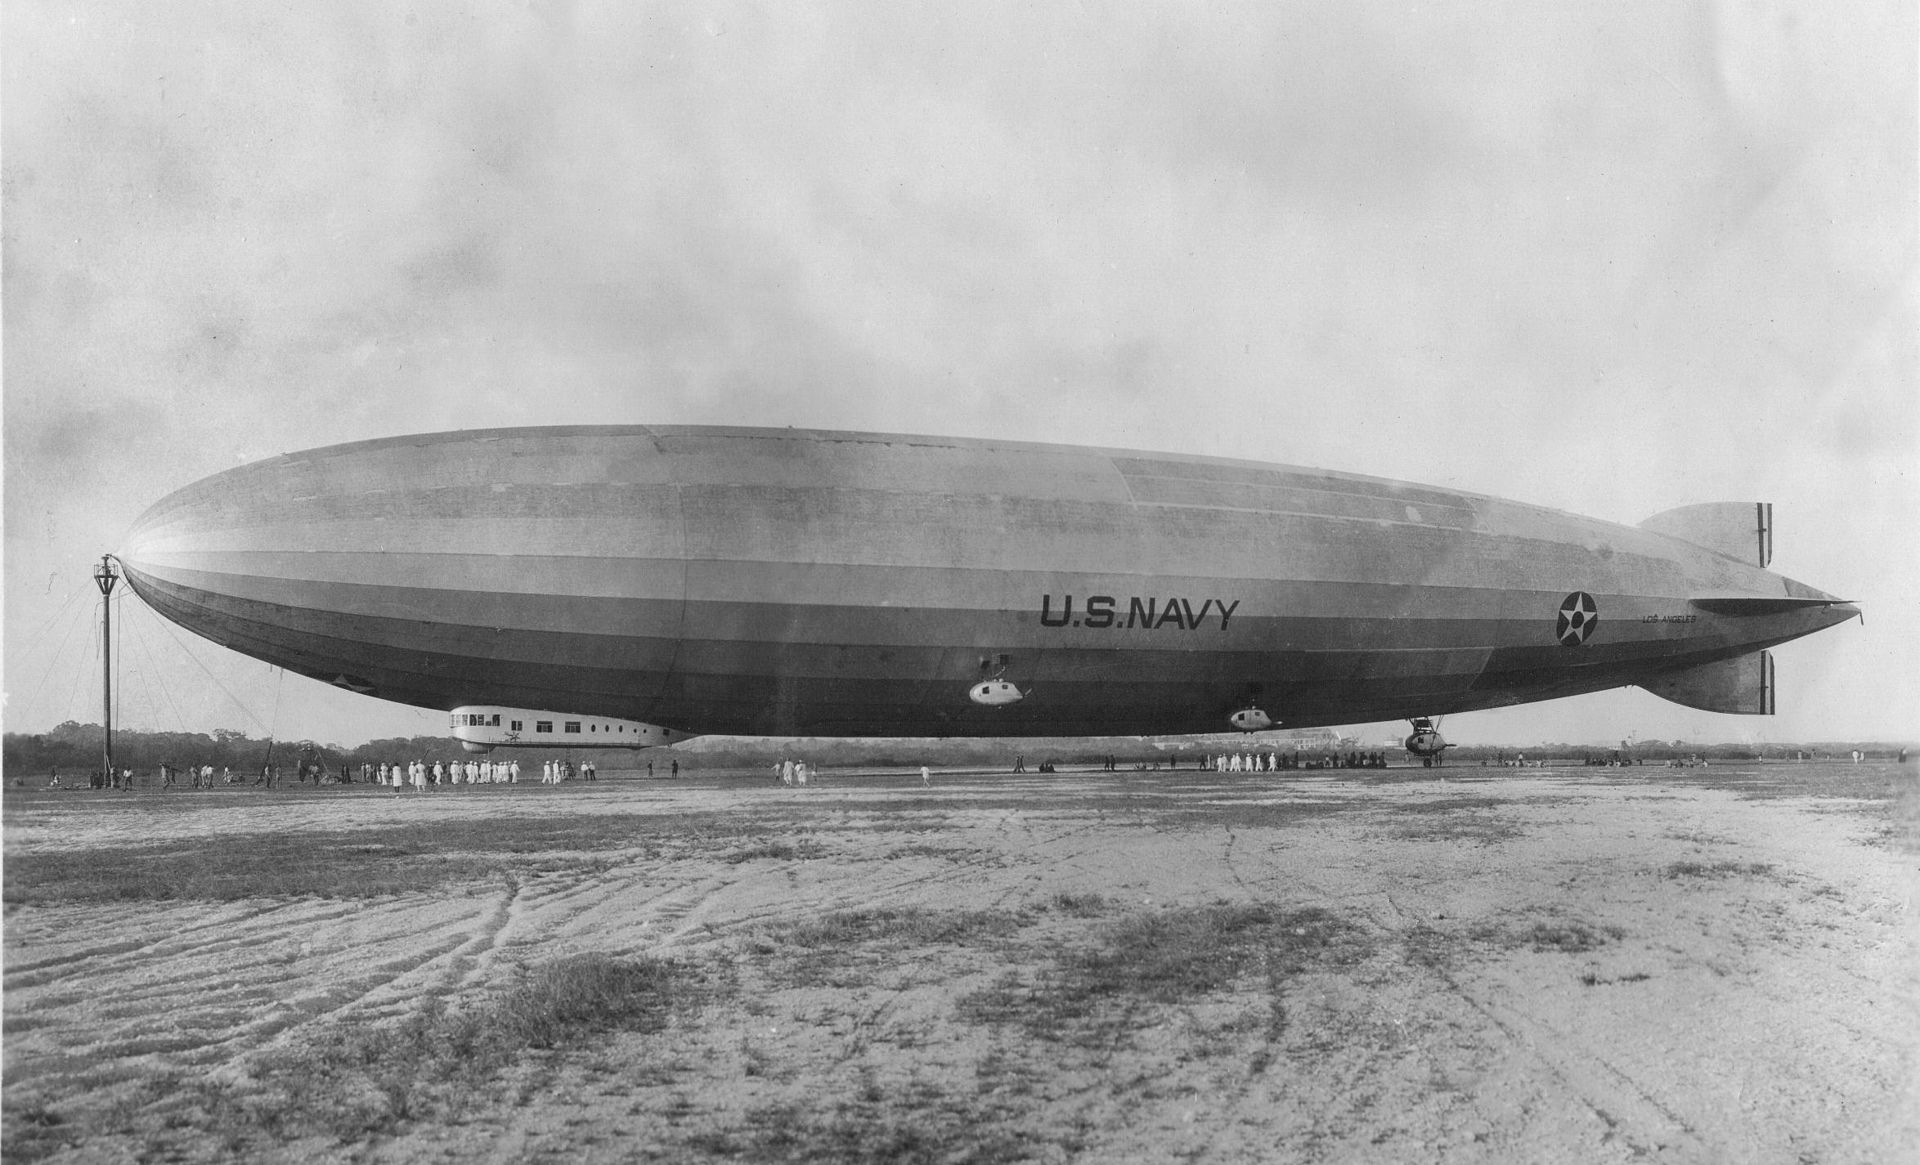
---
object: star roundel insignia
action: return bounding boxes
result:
[1556,591,1598,647]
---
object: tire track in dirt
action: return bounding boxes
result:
[465,792,1122,1160]
[724,792,1174,1144]
[431,871,524,997]
[463,802,1038,1163]
[716,819,1085,1103]
[4,888,524,1104]
[1166,820,1294,1160]
[808,814,1113,1056]
[1390,922,1703,1160]
[1213,775,1711,1161]
[3,898,357,984]
[625,796,1085,952]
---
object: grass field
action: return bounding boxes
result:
[5,760,1917,1162]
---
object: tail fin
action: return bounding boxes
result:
[1639,502,1771,568]
[1641,650,1774,714]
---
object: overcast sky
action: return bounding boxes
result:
[5,1,1915,750]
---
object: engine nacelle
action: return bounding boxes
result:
[1404,718,1449,757]
[1229,707,1274,732]
[969,680,1024,706]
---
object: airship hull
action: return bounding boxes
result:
[120,426,1852,738]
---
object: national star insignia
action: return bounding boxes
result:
[1556,592,1598,647]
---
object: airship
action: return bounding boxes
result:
[118,426,1855,753]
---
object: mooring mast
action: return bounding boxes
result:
[93,555,118,781]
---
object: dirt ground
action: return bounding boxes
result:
[5,761,1917,1163]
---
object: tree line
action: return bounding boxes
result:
[4,722,499,779]
[6,721,1911,781]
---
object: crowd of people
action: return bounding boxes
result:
[39,756,612,791]
[49,766,143,790]
[1059,750,1391,774]
[1197,750,1389,771]
[360,757,599,790]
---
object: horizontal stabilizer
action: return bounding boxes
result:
[1639,503,1771,568]
[1640,650,1774,715]
[1689,595,1851,616]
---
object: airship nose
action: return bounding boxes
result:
[116,489,215,644]
[119,489,202,598]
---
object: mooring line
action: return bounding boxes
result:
[136,595,276,736]
[124,603,192,734]
[25,586,95,725]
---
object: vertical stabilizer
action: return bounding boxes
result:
[1638,502,1771,567]
[1640,651,1775,714]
